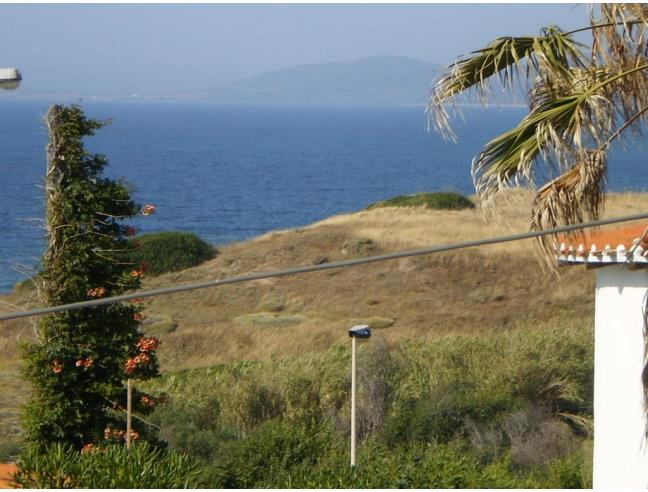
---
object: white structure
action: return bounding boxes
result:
[557,224,648,489]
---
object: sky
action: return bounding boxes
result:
[1,3,588,95]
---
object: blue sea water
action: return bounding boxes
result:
[1,100,647,292]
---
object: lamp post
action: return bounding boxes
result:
[348,324,371,468]
[0,69,21,90]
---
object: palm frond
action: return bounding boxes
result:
[472,93,601,202]
[530,151,606,256]
[529,67,614,111]
[474,63,648,204]
[428,27,587,139]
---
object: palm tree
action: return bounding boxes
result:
[428,4,648,249]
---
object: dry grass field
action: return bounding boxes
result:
[2,189,648,452]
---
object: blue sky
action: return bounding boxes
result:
[2,3,587,94]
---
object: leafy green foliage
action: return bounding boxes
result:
[22,105,160,451]
[127,231,216,276]
[144,325,593,487]
[367,192,475,211]
[14,442,200,488]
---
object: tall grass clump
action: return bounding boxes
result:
[14,442,200,488]
[143,323,593,487]
[127,232,216,276]
[367,191,475,210]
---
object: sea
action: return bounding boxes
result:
[1,100,647,293]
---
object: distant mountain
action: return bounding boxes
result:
[203,56,437,105]
[0,55,526,105]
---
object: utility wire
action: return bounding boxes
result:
[2,211,648,322]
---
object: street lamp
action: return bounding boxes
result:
[0,68,21,90]
[349,324,371,468]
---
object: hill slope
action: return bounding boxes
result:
[2,190,647,457]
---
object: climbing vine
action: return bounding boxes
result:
[22,105,160,451]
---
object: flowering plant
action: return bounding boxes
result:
[22,105,162,452]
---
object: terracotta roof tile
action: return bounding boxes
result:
[555,223,648,265]
[0,464,18,489]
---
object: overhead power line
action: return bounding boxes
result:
[2,212,648,322]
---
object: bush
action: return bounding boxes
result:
[210,419,334,488]
[367,192,475,211]
[14,442,200,488]
[143,326,593,488]
[127,232,216,276]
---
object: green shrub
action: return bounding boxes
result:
[127,232,215,276]
[271,440,535,489]
[143,325,593,488]
[367,192,475,211]
[14,442,200,488]
[233,312,306,327]
[12,277,37,295]
[210,419,334,488]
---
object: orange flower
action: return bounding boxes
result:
[137,337,160,353]
[104,426,126,441]
[133,312,145,322]
[52,359,63,374]
[81,443,95,454]
[125,358,138,375]
[130,270,144,279]
[142,204,156,216]
[75,357,94,369]
[133,353,151,365]
[140,395,155,407]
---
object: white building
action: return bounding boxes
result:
[556,223,648,489]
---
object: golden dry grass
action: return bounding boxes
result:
[1,190,647,443]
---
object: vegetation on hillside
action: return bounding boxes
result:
[143,325,593,488]
[127,231,216,276]
[367,191,475,211]
[6,190,647,484]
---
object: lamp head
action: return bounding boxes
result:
[349,324,371,339]
[0,69,21,90]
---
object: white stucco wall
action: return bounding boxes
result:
[594,266,648,489]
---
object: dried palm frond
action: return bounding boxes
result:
[592,4,648,68]
[530,151,606,255]
[428,27,586,139]
[591,5,648,122]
